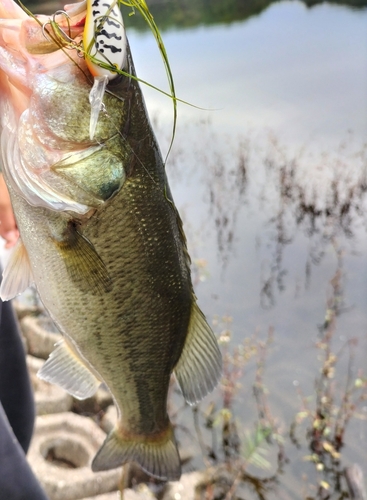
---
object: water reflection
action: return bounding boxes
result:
[124,0,367,32]
[163,119,367,308]
[288,243,367,500]
[258,133,367,307]
[23,0,367,26]
[187,240,367,500]
[162,118,367,498]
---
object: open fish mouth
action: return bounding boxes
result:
[0,0,128,214]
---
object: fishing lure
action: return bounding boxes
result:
[83,0,127,79]
[83,0,127,139]
[28,0,178,148]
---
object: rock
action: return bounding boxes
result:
[161,471,205,500]
[73,387,113,416]
[100,405,118,434]
[175,429,197,469]
[27,356,73,415]
[81,487,156,500]
[13,299,43,320]
[28,412,122,500]
[81,494,121,500]
[21,315,61,359]
[123,463,167,495]
[130,484,158,499]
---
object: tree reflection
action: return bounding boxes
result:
[166,119,367,308]
[258,133,367,307]
[21,0,367,28]
[206,139,249,268]
[166,119,251,269]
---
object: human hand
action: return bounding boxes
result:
[0,174,19,248]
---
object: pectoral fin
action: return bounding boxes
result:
[174,302,222,405]
[0,238,33,300]
[53,222,112,295]
[38,339,101,400]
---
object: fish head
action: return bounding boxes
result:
[0,0,130,214]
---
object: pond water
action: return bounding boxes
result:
[5,0,367,497]
[122,1,367,497]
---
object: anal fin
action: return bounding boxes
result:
[0,238,33,301]
[38,339,101,400]
[174,301,222,405]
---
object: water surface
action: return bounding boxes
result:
[126,1,367,496]
[6,0,367,497]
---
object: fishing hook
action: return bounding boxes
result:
[41,9,82,53]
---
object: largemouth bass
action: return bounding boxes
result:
[0,0,221,481]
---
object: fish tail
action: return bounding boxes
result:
[91,422,181,481]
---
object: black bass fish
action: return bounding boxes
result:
[0,0,221,481]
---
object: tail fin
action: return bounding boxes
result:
[91,424,181,481]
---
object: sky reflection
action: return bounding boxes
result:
[129,1,367,149]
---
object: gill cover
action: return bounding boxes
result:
[83,0,127,79]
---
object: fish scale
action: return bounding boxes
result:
[0,0,222,481]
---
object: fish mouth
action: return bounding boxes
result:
[0,0,128,105]
[0,0,128,214]
[0,2,88,117]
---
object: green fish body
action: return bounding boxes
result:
[0,0,221,481]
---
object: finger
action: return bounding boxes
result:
[4,229,20,249]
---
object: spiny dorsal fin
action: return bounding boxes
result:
[174,301,222,405]
[38,339,101,400]
[92,423,181,481]
[0,238,33,301]
[53,223,112,295]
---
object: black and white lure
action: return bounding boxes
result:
[83,0,127,139]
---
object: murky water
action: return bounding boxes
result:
[6,0,367,497]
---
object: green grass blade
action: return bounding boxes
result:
[118,0,177,163]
